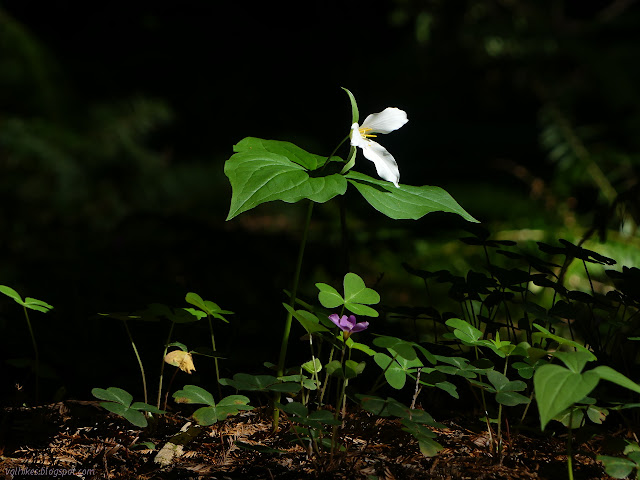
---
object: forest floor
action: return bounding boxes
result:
[0,400,629,480]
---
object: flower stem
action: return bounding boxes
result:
[273,199,314,430]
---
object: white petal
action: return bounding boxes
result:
[361,107,408,134]
[359,140,400,188]
[350,122,368,148]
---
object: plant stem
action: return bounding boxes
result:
[273,199,314,430]
[123,320,148,404]
[330,339,348,462]
[163,367,179,411]
[567,408,574,480]
[208,315,222,399]
[23,306,39,402]
[157,322,175,409]
[319,346,335,405]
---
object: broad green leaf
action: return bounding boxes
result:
[344,303,378,317]
[92,387,133,407]
[122,409,149,428]
[554,408,585,429]
[131,402,165,414]
[225,138,347,220]
[283,304,329,334]
[586,405,608,424]
[220,373,275,391]
[192,406,222,425]
[346,171,478,222]
[592,366,640,394]
[534,365,600,430]
[185,292,207,311]
[281,401,308,418]
[597,455,637,479]
[345,337,376,356]
[343,273,380,305]
[190,396,251,426]
[495,391,530,406]
[316,283,344,308]
[344,360,366,379]
[302,358,323,374]
[185,292,232,322]
[445,318,483,345]
[418,438,443,457]
[99,401,128,417]
[218,394,252,408]
[234,137,333,170]
[486,369,509,390]
[373,336,417,361]
[553,351,593,374]
[267,382,302,393]
[374,352,407,389]
[172,385,216,406]
[0,285,23,304]
[435,381,459,399]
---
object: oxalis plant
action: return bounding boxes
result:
[0,285,53,403]
[400,229,640,477]
[224,87,478,429]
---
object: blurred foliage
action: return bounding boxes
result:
[390,0,640,238]
[0,7,226,239]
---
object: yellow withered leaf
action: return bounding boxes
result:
[164,350,196,374]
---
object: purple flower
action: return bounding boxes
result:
[328,313,369,338]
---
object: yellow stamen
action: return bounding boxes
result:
[359,127,377,138]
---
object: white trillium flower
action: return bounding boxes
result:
[350,107,408,188]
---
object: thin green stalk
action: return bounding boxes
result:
[273,136,350,430]
[23,306,39,402]
[122,320,148,404]
[276,200,314,377]
[330,339,348,462]
[273,200,314,429]
[307,335,321,406]
[208,315,222,399]
[496,358,509,457]
[157,322,175,409]
[567,408,574,480]
[319,346,335,405]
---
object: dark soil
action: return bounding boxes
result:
[0,401,628,479]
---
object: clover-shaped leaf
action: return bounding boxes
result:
[185,292,233,323]
[92,387,164,428]
[0,285,53,313]
[316,273,380,317]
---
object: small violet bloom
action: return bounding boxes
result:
[328,313,369,338]
[350,107,408,188]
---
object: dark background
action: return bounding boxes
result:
[1,0,639,402]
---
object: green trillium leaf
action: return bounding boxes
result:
[346,171,478,222]
[225,138,347,220]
